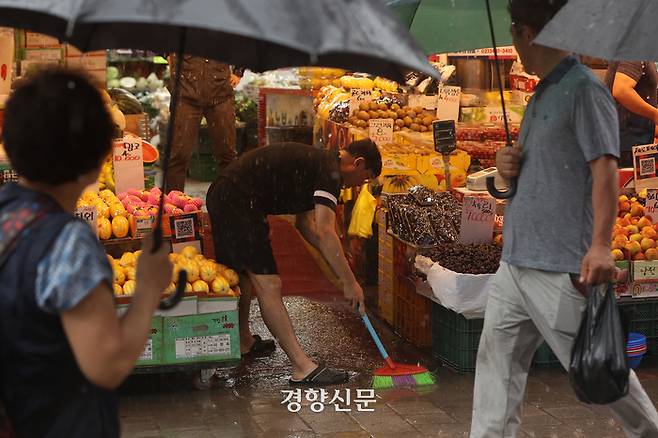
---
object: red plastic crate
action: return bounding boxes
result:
[393,275,432,348]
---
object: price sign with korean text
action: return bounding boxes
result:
[113,134,144,194]
[633,261,658,282]
[134,216,155,238]
[646,190,658,217]
[408,94,437,110]
[436,85,461,122]
[368,119,394,145]
[74,206,97,237]
[459,195,496,244]
[350,89,373,115]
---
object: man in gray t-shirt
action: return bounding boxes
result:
[471,1,658,436]
[501,55,619,275]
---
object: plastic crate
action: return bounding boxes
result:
[188,153,218,182]
[431,303,484,373]
[162,311,240,365]
[135,317,164,366]
[393,275,432,348]
[532,342,561,369]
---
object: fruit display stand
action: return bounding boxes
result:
[110,247,243,385]
[85,182,243,385]
[313,83,521,194]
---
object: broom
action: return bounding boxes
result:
[360,311,435,389]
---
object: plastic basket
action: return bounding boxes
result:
[393,275,432,348]
[628,354,644,369]
[431,303,484,373]
[619,301,658,354]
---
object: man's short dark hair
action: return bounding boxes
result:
[2,68,113,185]
[346,138,382,177]
[509,0,567,34]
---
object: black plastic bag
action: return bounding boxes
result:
[569,283,629,404]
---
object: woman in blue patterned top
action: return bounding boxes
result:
[0,69,172,437]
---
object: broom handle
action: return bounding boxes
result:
[361,313,396,370]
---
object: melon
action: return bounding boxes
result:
[211,276,230,295]
[97,217,112,240]
[142,140,159,164]
[192,280,210,293]
[112,216,130,238]
[123,280,136,295]
[223,269,240,287]
[113,283,123,296]
[200,262,216,283]
[113,266,126,285]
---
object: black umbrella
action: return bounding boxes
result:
[0,0,440,308]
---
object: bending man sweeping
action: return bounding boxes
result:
[206,140,381,385]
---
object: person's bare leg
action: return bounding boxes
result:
[239,276,256,353]
[248,272,317,379]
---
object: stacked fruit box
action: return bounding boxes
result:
[377,209,395,324]
[612,194,658,299]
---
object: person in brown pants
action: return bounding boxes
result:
[166,55,238,192]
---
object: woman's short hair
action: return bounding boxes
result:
[2,68,113,185]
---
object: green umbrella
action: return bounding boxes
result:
[387,0,512,55]
[387,0,517,198]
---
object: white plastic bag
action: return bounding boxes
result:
[426,262,494,319]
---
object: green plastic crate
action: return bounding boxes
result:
[135,317,163,366]
[162,311,240,365]
[532,342,561,369]
[431,303,484,373]
[188,153,218,182]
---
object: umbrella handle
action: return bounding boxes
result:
[154,29,187,310]
[150,226,188,310]
[159,270,188,310]
[486,176,517,199]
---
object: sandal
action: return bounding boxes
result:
[289,362,349,386]
[242,335,276,357]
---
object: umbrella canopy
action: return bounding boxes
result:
[535,0,656,61]
[0,0,438,82]
[0,0,73,38]
[385,0,512,55]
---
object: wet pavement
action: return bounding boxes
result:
[118,292,658,438]
[118,178,658,437]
